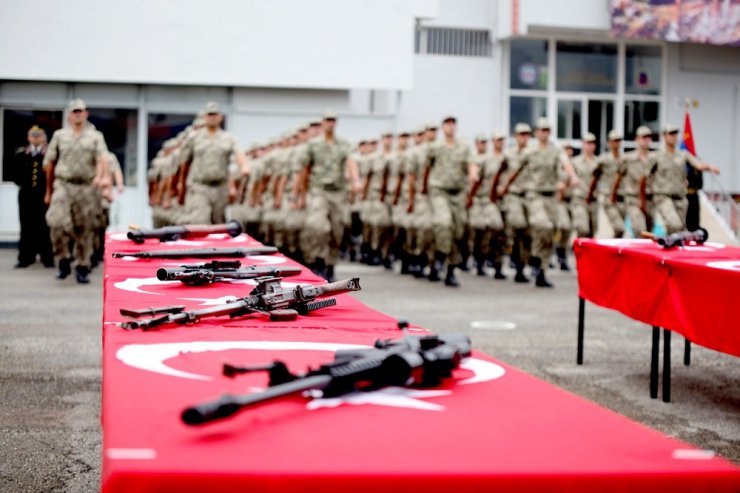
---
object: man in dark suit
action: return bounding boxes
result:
[12,125,54,268]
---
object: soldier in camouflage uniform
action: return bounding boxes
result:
[281,128,310,261]
[232,144,265,240]
[297,110,361,281]
[354,140,371,262]
[517,117,579,288]
[386,131,410,272]
[425,116,476,287]
[405,127,435,278]
[568,133,601,239]
[44,99,110,283]
[92,151,124,267]
[178,102,248,224]
[499,123,533,283]
[646,124,719,234]
[270,133,295,251]
[612,126,656,237]
[597,130,625,237]
[553,143,574,271]
[149,139,179,228]
[362,133,393,266]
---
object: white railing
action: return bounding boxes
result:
[702,173,739,241]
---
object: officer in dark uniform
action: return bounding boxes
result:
[12,126,54,268]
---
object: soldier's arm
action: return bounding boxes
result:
[585,164,603,203]
[361,169,373,201]
[93,135,110,189]
[686,153,720,175]
[466,162,481,209]
[274,174,287,209]
[346,156,362,193]
[610,167,624,204]
[379,165,389,203]
[489,159,507,202]
[43,134,59,205]
[559,152,579,186]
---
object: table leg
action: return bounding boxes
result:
[684,338,691,366]
[577,297,585,365]
[650,326,660,399]
[663,329,671,403]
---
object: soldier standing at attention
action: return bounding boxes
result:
[296,110,362,281]
[597,130,625,237]
[569,133,601,239]
[426,116,476,287]
[177,101,249,224]
[612,126,655,237]
[518,117,579,288]
[646,123,719,234]
[44,99,110,283]
[12,126,54,268]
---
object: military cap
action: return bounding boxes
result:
[563,142,574,149]
[662,123,679,134]
[492,129,507,140]
[607,129,623,141]
[382,129,394,137]
[399,130,411,137]
[414,126,426,135]
[514,123,532,134]
[358,139,367,146]
[323,109,338,120]
[635,126,653,138]
[535,117,551,130]
[583,132,597,143]
[426,121,439,130]
[28,125,45,136]
[204,101,221,114]
[475,133,488,142]
[441,116,456,124]
[67,99,87,111]
[309,119,322,126]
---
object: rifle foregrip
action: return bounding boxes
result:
[181,396,242,425]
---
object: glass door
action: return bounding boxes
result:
[587,99,614,154]
[557,97,584,145]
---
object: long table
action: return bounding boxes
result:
[574,238,740,402]
[102,233,739,492]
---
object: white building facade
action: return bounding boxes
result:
[1,0,738,239]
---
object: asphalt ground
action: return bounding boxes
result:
[0,248,738,492]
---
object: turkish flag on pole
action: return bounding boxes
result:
[681,110,696,156]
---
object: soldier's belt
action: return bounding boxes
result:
[195,179,227,186]
[435,188,463,195]
[687,188,697,195]
[319,184,342,192]
[57,176,92,185]
[614,195,625,202]
[535,190,556,197]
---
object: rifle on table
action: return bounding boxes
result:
[126,220,243,244]
[157,261,302,285]
[111,246,277,259]
[181,332,471,425]
[119,277,361,329]
[641,228,708,249]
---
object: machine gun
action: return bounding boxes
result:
[642,228,708,249]
[126,220,244,244]
[119,277,361,329]
[157,261,302,285]
[111,246,277,259]
[181,332,472,425]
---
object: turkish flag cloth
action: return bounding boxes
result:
[574,238,740,358]
[102,233,739,492]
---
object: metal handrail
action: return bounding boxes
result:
[702,173,739,239]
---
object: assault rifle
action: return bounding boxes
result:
[119,277,361,329]
[181,332,472,425]
[642,228,708,249]
[157,261,302,285]
[126,220,244,244]
[111,246,277,259]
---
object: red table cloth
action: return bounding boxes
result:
[574,238,740,358]
[101,233,739,492]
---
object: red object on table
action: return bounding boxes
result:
[574,238,740,358]
[102,233,739,492]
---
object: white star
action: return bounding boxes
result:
[306,387,453,412]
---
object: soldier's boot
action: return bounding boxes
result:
[474,253,487,277]
[412,253,427,278]
[531,258,554,288]
[427,252,445,282]
[444,265,460,287]
[368,250,383,266]
[56,258,72,280]
[513,262,530,283]
[400,254,412,275]
[458,254,470,272]
[75,265,90,284]
[556,247,570,272]
[493,261,507,280]
[311,258,327,279]
[360,243,370,264]
[383,255,393,270]
[325,264,336,283]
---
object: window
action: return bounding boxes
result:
[416,27,492,57]
[509,96,547,134]
[556,42,617,93]
[87,108,138,186]
[510,39,548,90]
[557,100,582,141]
[623,101,660,141]
[147,113,195,163]
[625,45,662,95]
[2,109,63,182]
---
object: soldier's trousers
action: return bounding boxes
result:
[17,188,53,265]
[654,194,688,234]
[300,189,347,265]
[430,188,466,265]
[469,199,505,263]
[46,180,98,268]
[282,198,305,255]
[525,191,558,270]
[364,200,391,251]
[180,182,229,224]
[501,194,530,266]
[618,196,652,237]
[601,195,625,237]
[411,195,435,256]
[569,198,598,238]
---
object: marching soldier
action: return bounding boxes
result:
[646,123,719,234]
[92,151,124,267]
[569,133,601,239]
[296,110,362,281]
[177,101,249,224]
[44,99,110,283]
[363,133,393,266]
[387,131,410,272]
[597,130,625,237]
[12,126,53,268]
[554,143,574,271]
[612,126,655,237]
[425,116,476,287]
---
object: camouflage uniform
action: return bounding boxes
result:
[179,128,241,224]
[300,136,353,268]
[596,151,625,237]
[231,156,264,239]
[407,141,435,270]
[648,149,702,234]
[362,150,392,260]
[282,143,307,257]
[569,153,600,237]
[44,122,108,270]
[500,145,532,272]
[616,151,655,237]
[469,149,505,273]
